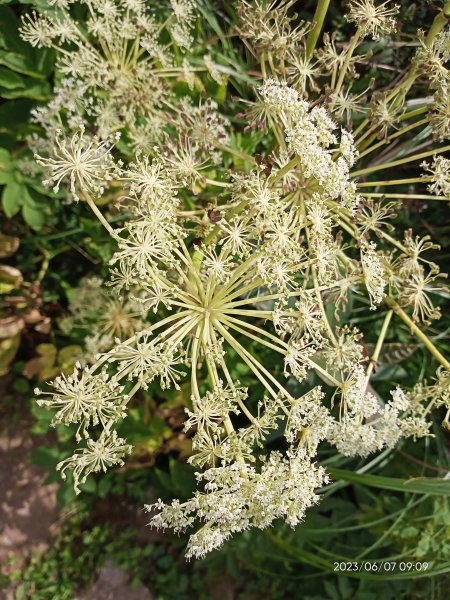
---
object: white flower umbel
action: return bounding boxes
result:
[146,447,329,559]
[34,75,449,552]
[57,429,131,494]
[361,241,386,309]
[59,276,147,360]
[30,0,450,557]
[347,0,399,40]
[20,0,203,154]
[34,363,127,441]
[34,128,121,201]
[422,156,450,199]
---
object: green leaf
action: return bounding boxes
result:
[327,467,450,496]
[2,180,23,217]
[31,401,54,426]
[0,99,34,130]
[0,78,51,100]
[97,476,113,498]
[80,476,97,494]
[0,168,14,185]
[0,573,10,589]
[0,147,11,164]
[22,201,45,229]
[57,479,77,507]
[154,467,173,493]
[0,147,13,184]
[31,446,61,468]
[169,458,195,498]
[0,66,24,89]
[0,6,28,54]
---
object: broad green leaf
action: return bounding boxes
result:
[0,66,24,89]
[33,46,55,77]
[30,402,54,434]
[0,78,51,100]
[31,446,61,468]
[0,99,34,130]
[0,51,38,77]
[0,147,10,164]
[0,147,13,183]
[154,467,173,493]
[0,7,54,78]
[1,180,23,217]
[0,6,30,54]
[97,476,113,498]
[80,476,97,494]
[22,201,45,229]
[0,169,14,184]
[169,458,196,498]
[57,479,77,507]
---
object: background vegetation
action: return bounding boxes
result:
[1,0,449,598]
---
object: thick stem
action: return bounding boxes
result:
[305,0,331,58]
[190,324,202,401]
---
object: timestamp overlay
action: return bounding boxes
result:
[333,561,430,575]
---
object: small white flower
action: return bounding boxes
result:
[57,430,132,494]
[34,128,120,201]
[347,0,399,40]
[361,241,386,309]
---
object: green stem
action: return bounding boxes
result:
[220,316,287,355]
[363,310,393,391]
[351,108,428,147]
[270,156,300,183]
[357,117,430,159]
[203,178,232,188]
[214,320,285,401]
[306,216,337,345]
[332,31,362,100]
[351,145,450,178]
[215,142,256,164]
[305,0,331,58]
[190,324,202,401]
[357,177,432,187]
[360,193,446,200]
[331,208,408,255]
[385,297,450,370]
[86,197,117,238]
